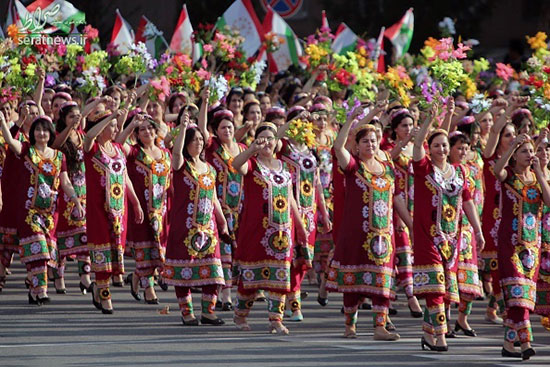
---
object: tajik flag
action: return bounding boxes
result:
[384,8,414,59]
[136,16,168,59]
[331,23,358,54]
[169,4,194,56]
[4,0,31,30]
[26,0,85,34]
[215,0,264,58]
[111,9,135,54]
[263,7,302,73]
[375,27,386,73]
[321,10,329,31]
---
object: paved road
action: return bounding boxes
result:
[1,259,549,367]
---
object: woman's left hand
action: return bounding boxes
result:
[218,218,229,236]
[134,204,144,224]
[476,232,485,253]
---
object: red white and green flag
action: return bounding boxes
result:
[136,15,168,59]
[321,10,329,31]
[5,0,31,30]
[169,4,194,56]
[263,6,303,73]
[331,23,358,55]
[26,0,85,34]
[375,26,386,73]
[111,9,134,54]
[215,0,264,58]
[384,7,414,59]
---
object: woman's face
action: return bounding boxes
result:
[513,142,535,168]
[312,112,328,131]
[395,117,414,141]
[110,91,121,109]
[229,95,243,115]
[0,102,13,121]
[42,92,54,115]
[186,131,204,158]
[519,117,532,135]
[64,107,80,127]
[216,119,234,142]
[536,143,550,167]
[259,96,271,115]
[137,121,157,145]
[429,134,450,163]
[478,112,493,135]
[245,104,262,125]
[449,141,469,164]
[272,117,285,128]
[147,102,163,120]
[100,120,118,141]
[499,124,516,151]
[409,105,420,123]
[172,97,186,114]
[33,123,50,146]
[357,131,378,158]
[470,126,481,147]
[256,129,277,157]
[52,97,69,120]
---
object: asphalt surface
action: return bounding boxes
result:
[1,258,549,367]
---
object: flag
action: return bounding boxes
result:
[26,0,85,34]
[331,23,358,54]
[321,10,329,31]
[215,0,264,58]
[136,15,168,59]
[0,27,4,40]
[263,6,302,73]
[5,0,31,30]
[384,8,414,59]
[375,27,385,73]
[169,4,194,56]
[111,9,134,54]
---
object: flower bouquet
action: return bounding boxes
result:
[286,118,316,148]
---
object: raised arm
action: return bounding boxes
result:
[440,97,455,132]
[0,111,22,155]
[231,138,265,176]
[83,111,121,153]
[171,112,189,171]
[33,68,46,115]
[115,114,145,149]
[533,156,550,207]
[412,104,437,162]
[334,110,360,170]
[198,87,210,142]
[493,134,527,182]
[53,113,82,149]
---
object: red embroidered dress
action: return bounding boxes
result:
[84,142,127,278]
[536,184,550,317]
[162,162,224,287]
[412,156,471,304]
[233,158,294,293]
[480,153,501,274]
[326,156,396,299]
[17,143,65,293]
[205,137,245,286]
[56,132,87,260]
[279,139,318,266]
[126,145,171,277]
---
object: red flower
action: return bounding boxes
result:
[544,66,550,74]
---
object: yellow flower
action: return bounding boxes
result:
[526,32,548,50]
[7,24,21,44]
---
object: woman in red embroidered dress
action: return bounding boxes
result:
[52,102,90,295]
[116,113,171,304]
[232,122,307,334]
[493,134,550,360]
[0,113,83,304]
[84,111,144,314]
[163,113,228,326]
[328,110,412,340]
[412,106,484,352]
[200,101,247,311]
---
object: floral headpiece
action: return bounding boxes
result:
[92,110,113,122]
[287,105,305,117]
[309,103,328,113]
[32,115,53,125]
[213,109,234,121]
[258,121,278,132]
[389,108,410,121]
[448,131,464,138]
[428,128,449,142]
[208,102,221,112]
[60,101,78,110]
[352,124,377,137]
[186,122,198,130]
[266,106,286,118]
[458,116,475,126]
[511,108,532,119]
[313,95,332,108]
[18,100,37,112]
[53,92,72,101]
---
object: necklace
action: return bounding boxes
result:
[433,162,452,178]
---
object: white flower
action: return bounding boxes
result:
[205,75,229,103]
[38,183,52,198]
[373,200,388,217]
[65,237,75,248]
[362,272,372,284]
[30,242,42,254]
[438,17,456,35]
[152,183,164,198]
[198,198,213,213]
[181,268,193,280]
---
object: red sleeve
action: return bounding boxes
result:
[127,144,140,160]
[19,142,31,157]
[61,153,67,172]
[246,157,257,176]
[343,154,359,173]
[460,165,472,201]
[412,155,430,176]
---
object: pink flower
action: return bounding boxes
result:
[437,51,451,61]
[496,63,514,81]
[435,37,453,52]
[197,68,211,80]
[452,43,470,59]
[214,32,226,42]
[151,76,170,102]
[84,25,99,39]
[56,43,67,56]
[201,58,208,69]
[203,44,213,53]
[165,66,174,74]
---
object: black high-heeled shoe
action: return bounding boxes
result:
[158,277,168,291]
[127,274,141,301]
[222,302,234,311]
[37,295,50,304]
[101,307,114,314]
[143,290,159,304]
[421,336,448,352]
[90,282,102,310]
[454,321,476,337]
[522,347,536,360]
[28,292,42,306]
[200,316,225,325]
[501,348,521,358]
[181,316,199,326]
[79,282,92,295]
[317,295,328,307]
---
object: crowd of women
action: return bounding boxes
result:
[0,46,550,362]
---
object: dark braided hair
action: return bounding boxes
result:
[57,105,81,172]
